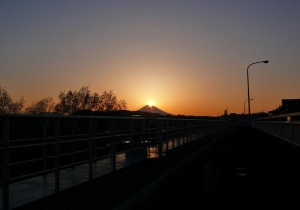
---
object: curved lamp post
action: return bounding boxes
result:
[247,60,269,125]
[244,98,253,114]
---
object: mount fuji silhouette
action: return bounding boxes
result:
[138,105,169,116]
[72,105,170,117]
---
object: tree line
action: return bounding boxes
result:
[0,85,127,115]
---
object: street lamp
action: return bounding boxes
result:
[247,60,269,125]
[244,99,253,114]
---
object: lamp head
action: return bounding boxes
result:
[263,60,269,63]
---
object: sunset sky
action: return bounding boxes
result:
[1,1,299,116]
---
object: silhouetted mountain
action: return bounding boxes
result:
[138,105,169,116]
[71,109,167,118]
[71,109,223,120]
[71,109,223,119]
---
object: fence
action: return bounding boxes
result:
[0,113,230,209]
[252,112,300,147]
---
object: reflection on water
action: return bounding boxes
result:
[5,150,145,209]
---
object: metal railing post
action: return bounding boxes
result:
[2,116,9,210]
[88,119,93,180]
[110,120,116,171]
[54,118,60,192]
[196,121,199,139]
[291,119,294,143]
[183,121,186,144]
[188,121,191,142]
[142,119,147,159]
[171,120,175,149]
[158,120,163,157]
[165,120,169,151]
[71,119,76,167]
[42,119,48,185]
[93,119,98,163]
[130,119,134,163]
[178,121,181,146]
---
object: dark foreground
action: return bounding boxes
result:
[140,125,300,209]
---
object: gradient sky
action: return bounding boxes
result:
[1,1,299,116]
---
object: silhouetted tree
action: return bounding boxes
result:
[0,85,25,113]
[97,90,127,112]
[117,99,127,111]
[24,97,55,114]
[54,86,127,115]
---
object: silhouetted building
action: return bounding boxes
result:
[282,99,300,113]
[269,99,300,115]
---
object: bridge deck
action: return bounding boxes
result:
[5,125,300,209]
[116,126,300,209]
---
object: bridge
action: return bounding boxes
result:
[1,113,300,209]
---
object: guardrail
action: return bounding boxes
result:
[252,112,300,147]
[0,113,231,209]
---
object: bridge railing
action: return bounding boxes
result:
[0,113,231,210]
[252,112,300,147]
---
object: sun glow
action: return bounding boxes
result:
[148,101,154,107]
